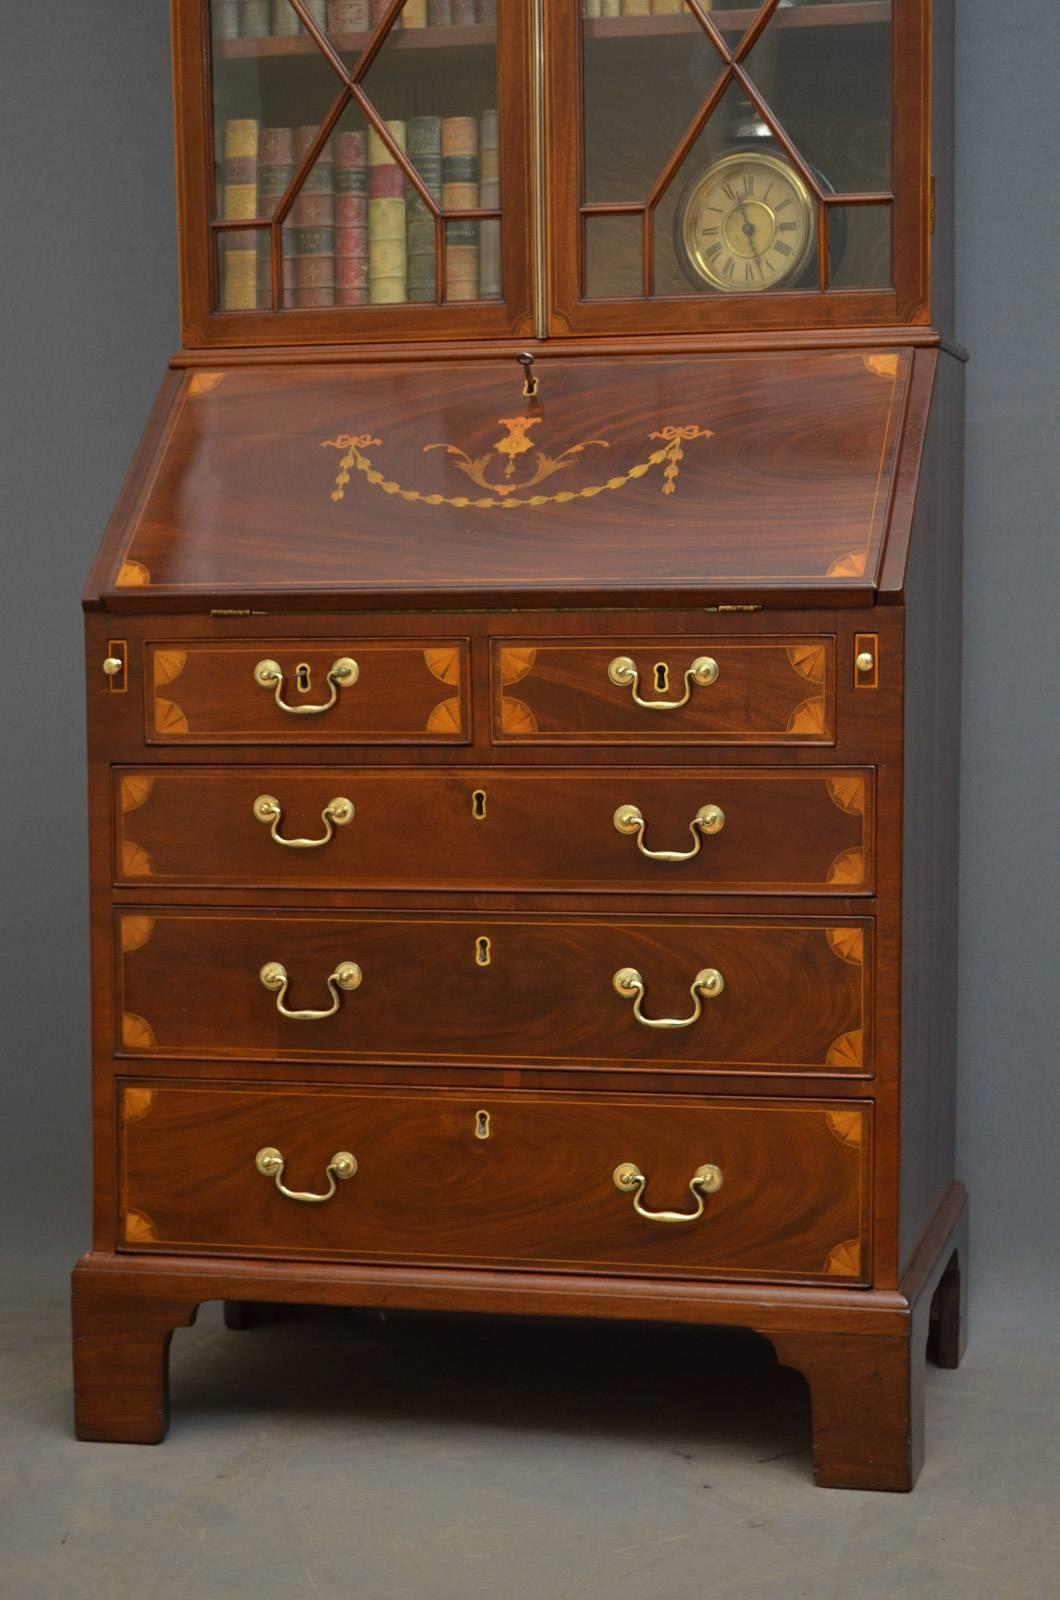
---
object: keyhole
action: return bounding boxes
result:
[295,662,312,695]
[475,936,492,967]
[472,789,487,820]
[474,1110,491,1141]
[654,661,670,694]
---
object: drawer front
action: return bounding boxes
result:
[492,638,835,744]
[118,1082,871,1283]
[145,640,469,744]
[114,767,874,894]
[118,912,872,1074]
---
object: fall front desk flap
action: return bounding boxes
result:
[95,348,923,610]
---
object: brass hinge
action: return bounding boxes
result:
[929,176,936,236]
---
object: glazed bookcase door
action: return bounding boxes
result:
[176,0,534,344]
[552,0,930,335]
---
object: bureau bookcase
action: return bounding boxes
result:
[74,0,966,1490]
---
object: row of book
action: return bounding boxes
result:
[582,2,689,14]
[220,113,500,310]
[214,1,497,38]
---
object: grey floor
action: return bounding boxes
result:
[2,1248,1058,1600]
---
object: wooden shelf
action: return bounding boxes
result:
[216,6,888,61]
[217,24,495,60]
[585,4,891,40]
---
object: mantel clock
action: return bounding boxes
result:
[73,0,967,1493]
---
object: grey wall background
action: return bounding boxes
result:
[1,2,1057,1309]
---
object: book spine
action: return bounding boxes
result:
[327,0,370,28]
[213,1,241,39]
[221,119,260,311]
[622,0,652,14]
[477,1,497,20]
[406,116,442,303]
[258,127,295,306]
[271,1,302,36]
[600,0,621,15]
[478,108,500,299]
[287,126,334,307]
[303,0,328,29]
[441,116,479,301]
[368,121,407,303]
[240,0,271,37]
[427,0,453,23]
[452,0,477,22]
[369,0,390,23]
[652,0,685,12]
[334,129,368,305]
[403,0,428,24]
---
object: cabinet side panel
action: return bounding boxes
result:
[930,0,956,339]
[899,349,964,1273]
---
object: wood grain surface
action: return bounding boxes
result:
[116,910,872,1073]
[117,1082,870,1282]
[113,765,872,894]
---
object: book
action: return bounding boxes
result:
[334,129,369,305]
[622,1,652,14]
[286,126,334,307]
[213,1,241,39]
[403,0,428,21]
[427,0,453,23]
[258,127,295,306]
[327,0,370,28]
[478,108,500,299]
[442,116,479,301]
[271,1,302,36]
[221,119,260,312]
[452,0,477,22]
[368,121,408,303]
[406,116,442,303]
[303,0,328,28]
[478,1,497,20]
[240,0,271,37]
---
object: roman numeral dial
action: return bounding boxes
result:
[679,152,815,294]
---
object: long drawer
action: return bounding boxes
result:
[117,911,872,1074]
[143,639,470,744]
[117,1081,871,1283]
[114,767,873,894]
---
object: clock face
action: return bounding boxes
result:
[677,152,815,293]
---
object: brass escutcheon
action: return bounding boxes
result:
[607,654,719,710]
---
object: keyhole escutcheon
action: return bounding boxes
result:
[475,936,492,967]
[653,661,670,694]
[295,662,312,695]
[475,1110,492,1140]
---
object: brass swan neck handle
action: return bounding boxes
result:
[613,1161,723,1223]
[255,1146,357,1204]
[253,656,359,715]
[612,965,725,1029]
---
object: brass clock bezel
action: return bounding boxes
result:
[677,150,816,294]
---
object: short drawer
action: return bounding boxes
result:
[118,1081,871,1284]
[144,639,469,744]
[492,637,835,744]
[117,911,872,1074]
[114,766,874,894]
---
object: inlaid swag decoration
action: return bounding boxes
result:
[323,416,715,512]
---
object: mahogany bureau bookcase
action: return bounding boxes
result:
[73,0,967,1490]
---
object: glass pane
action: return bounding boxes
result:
[653,83,821,298]
[830,204,892,290]
[582,1,721,205]
[742,3,892,194]
[209,0,502,315]
[216,225,271,312]
[585,213,643,300]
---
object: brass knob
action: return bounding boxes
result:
[856,651,875,674]
[102,657,124,677]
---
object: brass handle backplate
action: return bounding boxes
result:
[613,803,725,861]
[253,656,359,715]
[253,794,354,849]
[260,960,362,1020]
[613,965,724,1029]
[255,1146,357,1204]
[613,1161,723,1223]
[607,654,719,710]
